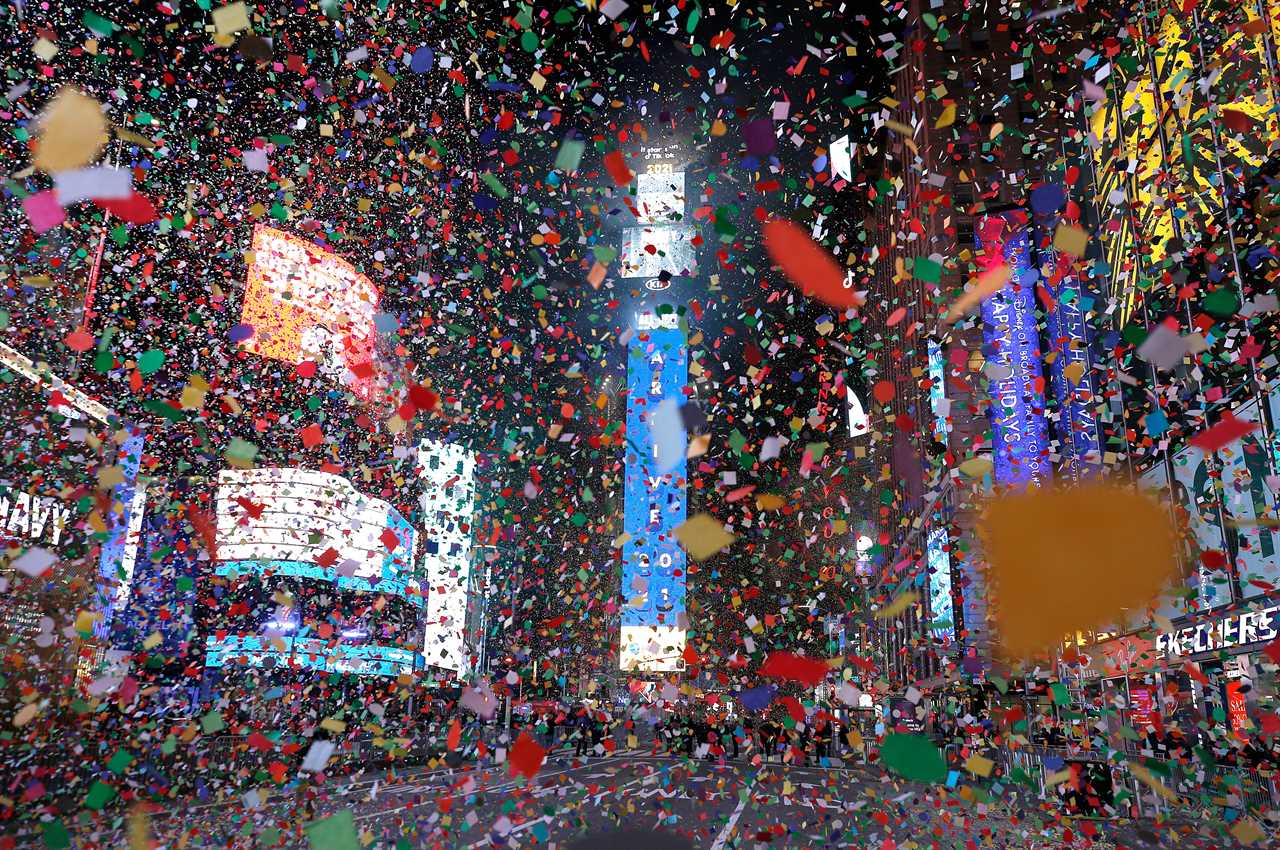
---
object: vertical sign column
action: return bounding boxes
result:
[976,216,1051,488]
[621,318,688,672]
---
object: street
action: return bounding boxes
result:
[50,750,1198,850]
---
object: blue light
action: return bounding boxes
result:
[976,219,1051,487]
[622,324,688,653]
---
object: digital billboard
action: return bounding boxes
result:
[215,468,422,605]
[1086,1,1278,325]
[204,635,416,677]
[926,526,955,643]
[96,428,147,636]
[634,171,687,224]
[620,226,699,279]
[1039,246,1101,481]
[621,314,688,672]
[417,439,477,675]
[926,339,948,442]
[975,216,1051,488]
[846,386,871,437]
[239,226,384,403]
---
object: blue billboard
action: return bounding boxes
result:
[1040,245,1102,481]
[976,218,1051,488]
[621,315,688,671]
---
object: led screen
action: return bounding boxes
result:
[926,527,955,643]
[634,172,687,225]
[619,226,698,279]
[417,440,477,675]
[215,468,422,604]
[240,226,383,403]
[975,217,1051,488]
[204,635,416,677]
[621,322,688,672]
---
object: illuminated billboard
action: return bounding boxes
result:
[215,468,422,604]
[846,386,871,437]
[204,635,416,677]
[417,440,477,675]
[620,226,698,279]
[634,172,687,224]
[621,315,688,672]
[1087,2,1278,325]
[926,527,955,643]
[96,428,148,635]
[830,134,853,182]
[975,216,1051,488]
[240,226,383,403]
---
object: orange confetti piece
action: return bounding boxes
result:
[763,218,863,310]
[981,482,1177,659]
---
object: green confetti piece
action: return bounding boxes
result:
[137,349,165,374]
[304,809,360,850]
[83,10,117,37]
[1202,287,1239,318]
[83,780,116,811]
[880,734,947,783]
[42,821,71,849]
[480,172,509,199]
[913,257,942,283]
[554,138,585,172]
[106,749,134,773]
[201,709,226,734]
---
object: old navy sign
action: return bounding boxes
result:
[976,216,1051,487]
[1155,605,1279,658]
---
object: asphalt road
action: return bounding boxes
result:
[37,750,1235,849]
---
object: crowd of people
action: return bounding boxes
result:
[509,703,852,765]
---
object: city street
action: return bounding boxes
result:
[54,750,1187,850]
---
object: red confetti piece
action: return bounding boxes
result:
[1189,412,1258,453]
[763,218,862,310]
[758,651,830,687]
[508,730,546,779]
[94,191,158,224]
[603,150,633,186]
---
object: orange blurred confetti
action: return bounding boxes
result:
[980,482,1177,659]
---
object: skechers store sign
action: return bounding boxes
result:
[1155,605,1280,657]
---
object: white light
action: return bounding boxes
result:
[831,135,853,182]
[847,386,871,437]
[417,440,477,676]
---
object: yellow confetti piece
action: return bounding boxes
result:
[1129,763,1179,803]
[34,86,108,172]
[13,702,40,728]
[876,590,919,619]
[1231,819,1266,846]
[755,493,785,510]
[1053,223,1089,257]
[675,513,735,561]
[964,755,994,777]
[128,806,153,850]
[1044,769,1072,787]
[957,457,994,479]
[935,103,956,129]
[211,2,251,35]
